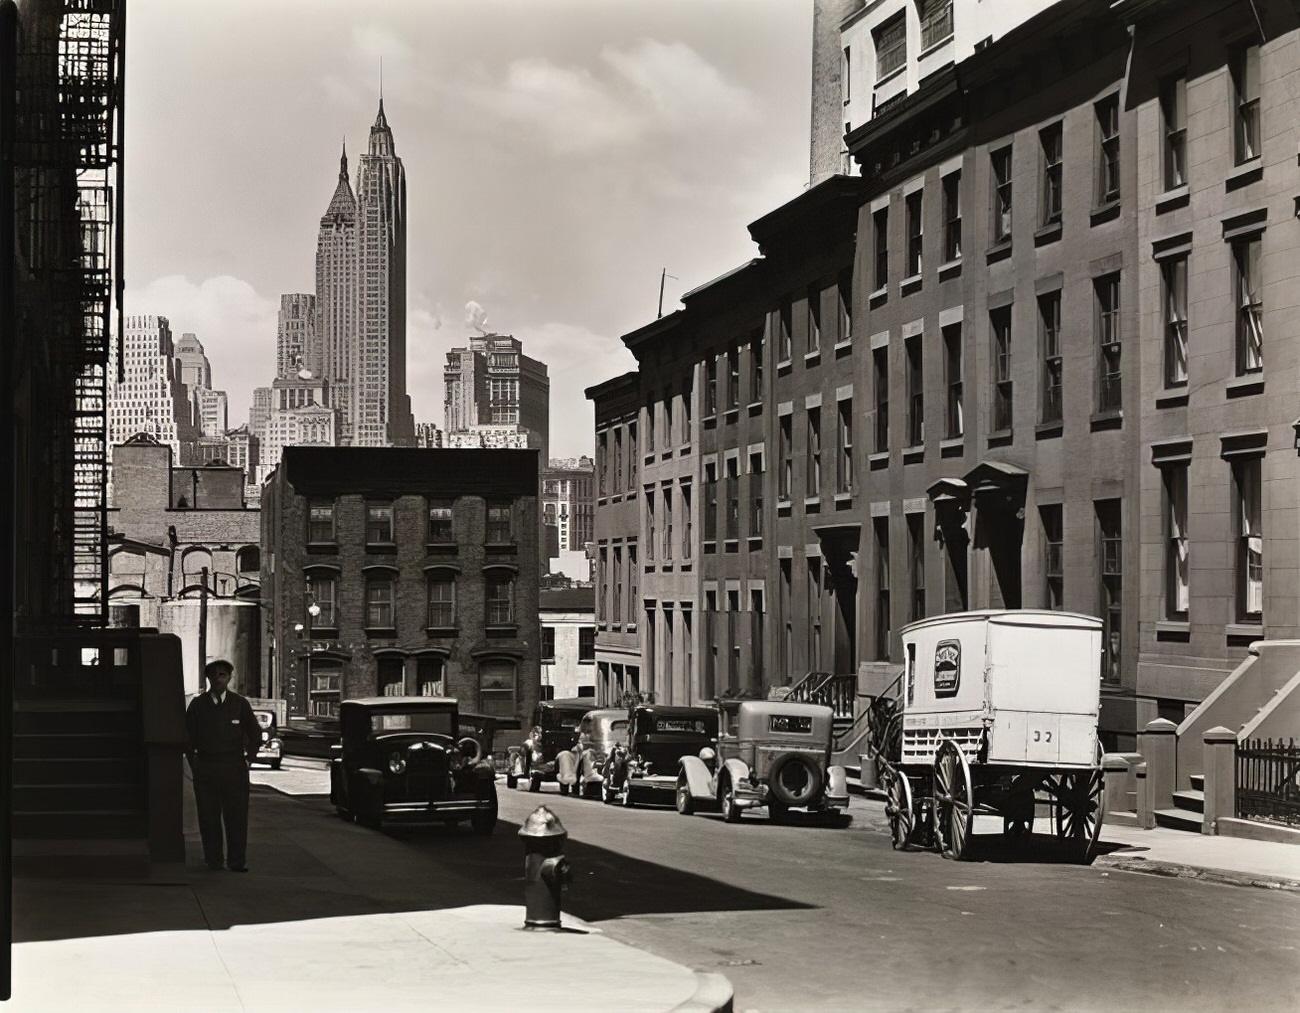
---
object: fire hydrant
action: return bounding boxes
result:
[519,805,570,930]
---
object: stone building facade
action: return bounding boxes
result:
[261,446,541,721]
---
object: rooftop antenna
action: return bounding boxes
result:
[657,268,678,319]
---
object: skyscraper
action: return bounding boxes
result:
[315,144,355,436]
[277,292,318,380]
[444,332,550,461]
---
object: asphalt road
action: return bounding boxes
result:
[263,764,1300,1013]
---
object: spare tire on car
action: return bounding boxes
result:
[767,753,823,807]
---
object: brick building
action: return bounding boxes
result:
[539,587,597,700]
[261,446,541,720]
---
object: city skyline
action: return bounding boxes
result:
[122,0,813,460]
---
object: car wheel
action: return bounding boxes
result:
[529,774,542,793]
[721,778,742,823]
[767,753,823,808]
[675,778,694,816]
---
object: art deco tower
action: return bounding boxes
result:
[353,99,414,446]
[315,143,357,439]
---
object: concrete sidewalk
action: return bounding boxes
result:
[9,776,733,1013]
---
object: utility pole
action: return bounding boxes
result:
[657,268,677,319]
[198,565,209,692]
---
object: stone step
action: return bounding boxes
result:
[1172,788,1205,814]
[1154,806,1204,833]
[1189,772,1204,791]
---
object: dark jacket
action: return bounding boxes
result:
[185,690,261,764]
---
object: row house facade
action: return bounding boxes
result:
[261,446,541,721]
[588,0,1300,749]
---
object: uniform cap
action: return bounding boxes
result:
[205,657,235,675]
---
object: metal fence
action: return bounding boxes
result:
[1237,737,1300,826]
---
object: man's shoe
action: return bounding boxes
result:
[228,865,249,873]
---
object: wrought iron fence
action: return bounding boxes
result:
[1237,737,1300,826]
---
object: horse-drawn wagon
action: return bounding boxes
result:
[868,610,1105,862]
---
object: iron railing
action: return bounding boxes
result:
[1237,737,1300,826]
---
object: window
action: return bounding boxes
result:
[540,626,555,662]
[1232,44,1261,165]
[806,407,822,497]
[905,336,923,447]
[365,573,395,629]
[628,421,638,483]
[703,463,718,542]
[485,571,515,625]
[842,46,851,104]
[1095,273,1122,412]
[990,306,1013,432]
[874,516,891,660]
[779,414,793,500]
[680,486,692,559]
[486,500,513,543]
[747,454,763,539]
[943,324,963,439]
[905,190,923,277]
[942,171,962,261]
[919,0,953,50]
[1096,500,1122,684]
[875,13,906,79]
[427,572,456,628]
[1162,255,1189,387]
[867,351,888,459]
[807,291,821,356]
[725,458,739,541]
[309,659,342,717]
[645,490,655,560]
[727,345,741,407]
[778,301,793,362]
[1233,456,1263,621]
[1096,95,1120,205]
[416,657,444,697]
[873,206,889,290]
[1233,236,1263,375]
[749,332,764,400]
[427,498,454,543]
[614,427,624,482]
[597,432,608,495]
[907,512,925,621]
[1039,124,1063,227]
[705,357,718,416]
[662,487,673,560]
[308,499,335,543]
[579,627,596,662]
[478,660,517,717]
[1041,504,1063,609]
[365,502,393,544]
[837,399,854,494]
[991,146,1013,243]
[378,658,404,697]
[1038,291,1062,424]
[1160,75,1187,190]
[837,273,852,342]
[645,397,654,452]
[612,545,622,620]
[308,574,337,630]
[1162,465,1189,618]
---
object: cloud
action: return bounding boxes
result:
[125,275,278,425]
[601,38,759,128]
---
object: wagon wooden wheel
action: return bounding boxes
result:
[933,739,974,861]
[883,764,915,851]
[1053,766,1105,863]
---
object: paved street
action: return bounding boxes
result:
[258,763,1299,1013]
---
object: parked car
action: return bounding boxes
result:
[252,708,283,770]
[280,714,341,759]
[567,708,629,799]
[604,704,720,808]
[676,700,849,824]
[328,697,497,833]
[508,698,593,793]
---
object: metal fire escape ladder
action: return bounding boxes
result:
[56,1,124,626]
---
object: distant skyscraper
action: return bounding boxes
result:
[444,333,550,461]
[108,316,201,489]
[315,144,356,436]
[277,293,318,380]
[197,388,228,438]
[249,386,272,449]
[174,332,212,390]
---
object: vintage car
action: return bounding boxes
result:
[604,705,720,807]
[328,697,497,833]
[676,700,849,824]
[508,698,594,793]
[252,708,283,770]
[565,708,629,799]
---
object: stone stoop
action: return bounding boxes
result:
[1155,772,1206,832]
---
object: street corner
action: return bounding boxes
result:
[670,971,735,1013]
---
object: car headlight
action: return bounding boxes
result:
[388,752,406,775]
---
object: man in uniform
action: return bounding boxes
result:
[185,657,261,872]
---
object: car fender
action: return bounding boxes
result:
[556,749,578,784]
[825,764,848,800]
[721,757,750,791]
[678,755,715,800]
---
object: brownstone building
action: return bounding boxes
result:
[261,446,541,720]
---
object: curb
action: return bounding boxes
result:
[1094,854,1300,893]
[670,971,734,1013]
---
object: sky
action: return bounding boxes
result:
[124,0,814,460]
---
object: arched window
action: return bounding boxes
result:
[236,546,260,574]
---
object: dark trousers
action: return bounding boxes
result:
[192,755,250,868]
